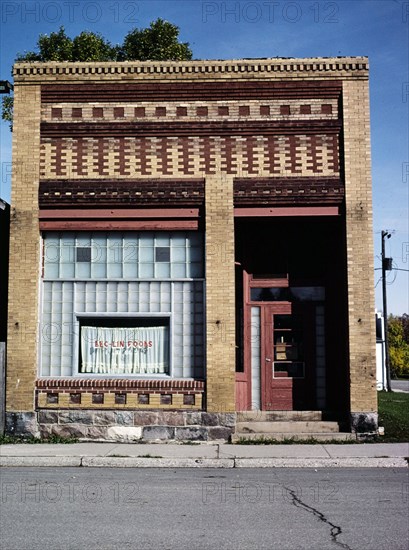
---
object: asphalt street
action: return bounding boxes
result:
[1,467,408,550]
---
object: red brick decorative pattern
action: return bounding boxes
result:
[51,107,62,119]
[40,134,340,178]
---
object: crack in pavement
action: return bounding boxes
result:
[285,487,353,550]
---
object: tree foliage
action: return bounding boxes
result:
[15,27,117,62]
[72,31,118,62]
[401,313,409,343]
[388,315,409,378]
[121,19,192,61]
[1,96,13,131]
[35,26,74,61]
[2,20,192,130]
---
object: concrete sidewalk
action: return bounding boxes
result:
[1,442,408,468]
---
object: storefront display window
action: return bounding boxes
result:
[40,231,204,378]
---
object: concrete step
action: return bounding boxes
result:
[237,421,341,434]
[236,411,323,422]
[232,432,356,443]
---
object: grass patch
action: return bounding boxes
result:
[109,454,129,458]
[378,391,409,442]
[137,454,162,458]
[0,434,79,445]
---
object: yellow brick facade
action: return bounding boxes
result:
[6,57,377,437]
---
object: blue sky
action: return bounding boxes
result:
[0,0,408,315]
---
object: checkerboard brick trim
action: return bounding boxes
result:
[36,391,204,411]
[40,99,339,122]
[36,379,205,411]
[14,58,369,82]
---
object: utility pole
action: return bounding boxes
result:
[381,230,392,392]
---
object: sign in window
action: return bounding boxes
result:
[80,325,169,375]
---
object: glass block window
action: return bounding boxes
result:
[43,232,203,280]
[315,305,326,408]
[40,231,205,379]
[251,306,261,410]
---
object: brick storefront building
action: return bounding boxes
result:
[6,57,377,440]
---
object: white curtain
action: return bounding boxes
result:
[81,326,169,374]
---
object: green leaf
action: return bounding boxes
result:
[123,18,192,61]
[1,96,13,131]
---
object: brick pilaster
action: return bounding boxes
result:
[342,79,377,416]
[6,84,41,412]
[205,175,236,412]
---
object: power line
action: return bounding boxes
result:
[374,267,409,272]
[374,276,383,288]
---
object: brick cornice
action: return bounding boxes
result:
[39,179,205,207]
[13,57,369,83]
[41,119,342,138]
[40,80,342,103]
[234,177,344,206]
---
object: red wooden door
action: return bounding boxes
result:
[262,303,316,410]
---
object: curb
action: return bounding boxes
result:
[1,456,407,468]
[82,457,234,468]
[234,458,408,468]
[0,456,82,467]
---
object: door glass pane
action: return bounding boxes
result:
[251,288,285,301]
[273,314,304,378]
[274,362,304,378]
[251,287,325,302]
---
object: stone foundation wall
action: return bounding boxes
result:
[350,412,378,434]
[6,411,236,442]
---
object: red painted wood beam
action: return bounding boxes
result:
[234,206,339,217]
[39,220,198,230]
[39,208,200,219]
